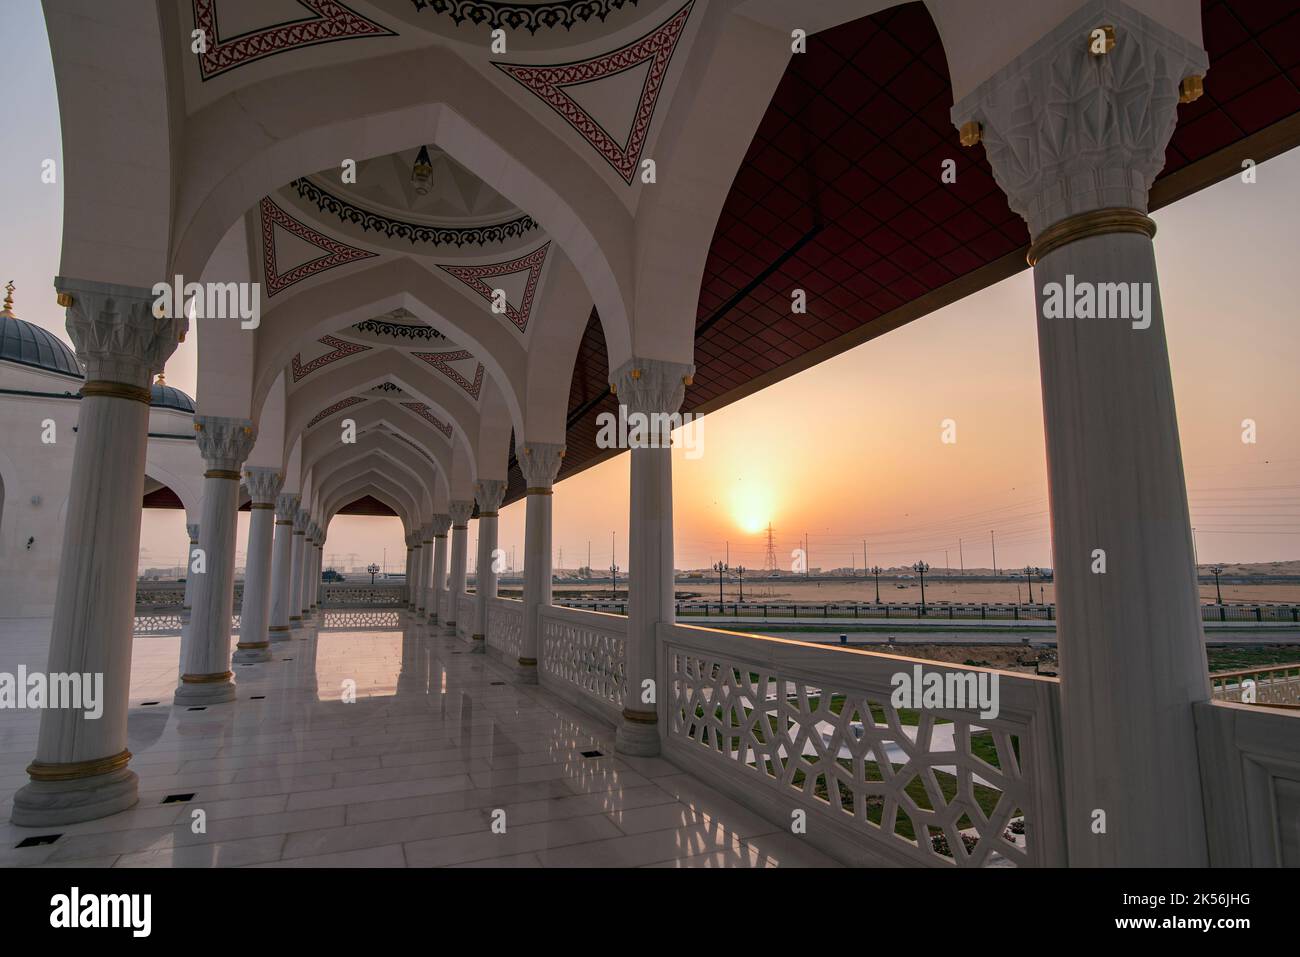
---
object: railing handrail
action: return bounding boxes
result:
[1208,663,1300,681]
[542,602,629,628]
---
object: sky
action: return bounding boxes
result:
[3,2,1297,576]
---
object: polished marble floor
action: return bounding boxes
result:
[0,614,836,867]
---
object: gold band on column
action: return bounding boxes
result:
[275,520,293,526]
[517,657,537,666]
[478,511,498,517]
[27,749,132,781]
[526,488,553,496]
[1026,207,1156,266]
[236,641,269,650]
[250,502,274,510]
[268,625,290,632]
[472,633,484,640]
[621,708,658,724]
[81,380,152,404]
[181,671,233,684]
[204,469,241,480]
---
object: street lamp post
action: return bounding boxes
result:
[1210,564,1224,605]
[912,561,930,614]
[713,561,728,604]
[610,563,619,599]
[871,565,882,604]
[367,562,379,585]
[736,565,746,603]
[1024,565,1040,603]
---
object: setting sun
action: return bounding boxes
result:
[731,482,774,535]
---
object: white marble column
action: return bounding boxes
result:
[289,508,307,629]
[428,515,450,624]
[472,480,506,653]
[517,443,564,682]
[415,529,430,616]
[12,278,184,826]
[614,358,692,757]
[181,523,199,623]
[403,538,414,611]
[307,524,322,617]
[233,467,282,664]
[299,517,317,621]
[445,501,474,636]
[268,493,297,642]
[176,416,257,705]
[951,1,1210,866]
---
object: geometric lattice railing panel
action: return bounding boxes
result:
[457,592,474,641]
[660,623,1066,867]
[320,582,408,607]
[487,597,523,660]
[539,604,628,724]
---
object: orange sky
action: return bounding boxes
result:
[4,4,1297,576]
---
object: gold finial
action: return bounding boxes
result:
[2,280,14,316]
[959,121,982,147]
[1179,75,1204,104]
[155,371,166,386]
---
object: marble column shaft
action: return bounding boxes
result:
[446,501,474,635]
[473,480,506,651]
[233,466,282,664]
[176,416,257,704]
[12,278,184,826]
[518,444,564,682]
[429,515,450,623]
[268,493,298,642]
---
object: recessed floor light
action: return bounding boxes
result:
[490,681,505,686]
[15,834,60,848]
[141,701,160,706]
[186,706,207,711]
[581,750,604,758]
[250,695,266,700]
[161,793,194,804]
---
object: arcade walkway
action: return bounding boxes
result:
[0,617,834,868]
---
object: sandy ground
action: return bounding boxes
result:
[547,578,1300,605]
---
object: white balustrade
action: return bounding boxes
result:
[659,622,1066,868]
[539,604,627,724]
[456,592,474,641]
[319,582,407,607]
[487,597,523,660]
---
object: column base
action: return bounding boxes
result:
[289,616,304,630]
[515,658,538,684]
[470,635,486,655]
[443,620,456,637]
[616,710,661,756]
[174,671,237,705]
[269,625,292,643]
[11,766,139,828]
[232,641,272,664]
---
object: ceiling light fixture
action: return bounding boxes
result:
[411,145,434,196]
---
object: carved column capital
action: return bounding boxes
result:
[519,441,565,490]
[243,466,283,506]
[474,479,507,515]
[610,357,695,418]
[294,508,310,534]
[194,415,257,472]
[276,493,300,523]
[950,0,1207,237]
[186,523,200,543]
[431,513,452,537]
[56,276,187,389]
[448,500,474,527]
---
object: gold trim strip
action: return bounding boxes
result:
[205,469,241,481]
[27,749,132,782]
[526,487,553,496]
[517,657,537,666]
[472,633,484,640]
[478,511,498,517]
[621,708,658,724]
[293,531,305,536]
[453,524,468,530]
[81,380,152,404]
[182,671,233,684]
[1026,207,1156,266]
[289,615,302,621]
[250,502,275,510]
[275,520,293,526]
[268,625,290,632]
[236,641,269,650]
[422,540,432,545]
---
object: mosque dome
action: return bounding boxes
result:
[149,374,195,413]
[0,281,83,379]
